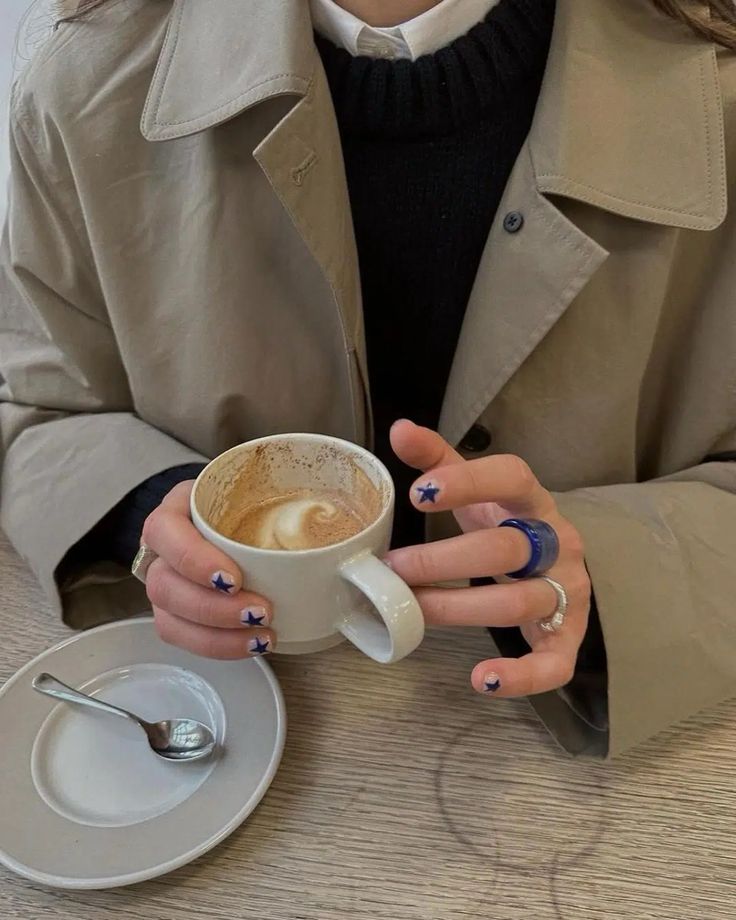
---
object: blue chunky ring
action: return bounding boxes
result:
[499,518,560,579]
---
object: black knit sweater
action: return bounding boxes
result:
[317,0,555,545]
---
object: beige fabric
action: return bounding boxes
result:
[1,0,735,757]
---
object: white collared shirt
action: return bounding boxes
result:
[310,0,502,61]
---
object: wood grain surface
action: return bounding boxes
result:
[1,530,734,920]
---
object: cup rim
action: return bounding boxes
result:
[190,433,395,557]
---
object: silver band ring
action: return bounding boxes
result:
[536,576,567,633]
[131,543,158,584]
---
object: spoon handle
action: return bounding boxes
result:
[32,672,142,727]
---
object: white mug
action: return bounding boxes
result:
[190,434,425,664]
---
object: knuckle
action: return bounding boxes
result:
[199,632,222,659]
[170,479,195,497]
[578,571,592,601]
[160,479,194,507]
[141,509,164,548]
[464,462,486,500]
[418,589,447,621]
[567,569,591,605]
[561,523,585,560]
[153,608,173,644]
[412,549,437,585]
[496,526,523,565]
[506,587,535,621]
[506,455,536,491]
[145,562,169,607]
[194,594,231,627]
[559,659,576,687]
[517,587,539,620]
[172,541,199,578]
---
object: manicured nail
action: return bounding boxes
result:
[415,481,440,504]
[483,672,501,693]
[248,635,272,655]
[211,570,236,594]
[240,606,268,627]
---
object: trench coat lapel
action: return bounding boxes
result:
[141,0,363,353]
[440,0,727,445]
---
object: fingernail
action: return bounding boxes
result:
[248,635,272,656]
[415,481,440,504]
[382,556,394,570]
[211,570,237,594]
[482,672,501,694]
[240,606,269,627]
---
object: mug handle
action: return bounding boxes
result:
[338,551,425,664]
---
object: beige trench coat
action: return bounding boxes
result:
[2,0,735,758]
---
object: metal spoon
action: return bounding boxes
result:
[32,672,216,762]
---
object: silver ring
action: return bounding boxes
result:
[131,543,158,584]
[536,576,567,633]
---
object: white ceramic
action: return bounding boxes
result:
[191,433,425,664]
[0,617,286,889]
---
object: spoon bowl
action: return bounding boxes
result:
[32,672,217,762]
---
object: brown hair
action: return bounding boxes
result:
[652,0,736,48]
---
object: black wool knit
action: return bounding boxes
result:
[316,0,555,546]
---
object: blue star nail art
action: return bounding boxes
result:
[416,482,440,504]
[250,636,270,655]
[484,675,501,693]
[242,609,266,626]
[211,571,235,593]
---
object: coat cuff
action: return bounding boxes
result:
[64,462,208,572]
[545,483,736,757]
[0,412,207,629]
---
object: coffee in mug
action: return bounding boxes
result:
[212,443,383,550]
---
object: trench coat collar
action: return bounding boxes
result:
[140,0,727,230]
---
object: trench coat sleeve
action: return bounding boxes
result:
[528,455,736,758]
[0,88,207,629]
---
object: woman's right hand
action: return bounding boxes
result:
[140,481,276,659]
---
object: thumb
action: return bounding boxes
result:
[389,419,465,473]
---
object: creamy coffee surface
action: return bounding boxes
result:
[206,440,386,551]
[221,487,372,550]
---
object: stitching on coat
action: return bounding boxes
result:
[291,151,318,186]
[537,52,726,230]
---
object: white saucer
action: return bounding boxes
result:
[0,617,286,889]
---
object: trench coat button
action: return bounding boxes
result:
[459,424,492,453]
[503,211,524,233]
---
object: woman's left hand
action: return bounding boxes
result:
[386,420,591,698]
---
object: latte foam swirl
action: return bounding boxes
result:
[257,497,345,551]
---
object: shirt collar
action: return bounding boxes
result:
[309,0,502,60]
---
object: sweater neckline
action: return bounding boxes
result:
[315,0,556,138]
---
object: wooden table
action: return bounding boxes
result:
[1,530,735,920]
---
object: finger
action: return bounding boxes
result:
[470,651,576,698]
[386,527,530,585]
[142,483,243,595]
[410,455,555,518]
[145,559,271,629]
[154,608,275,660]
[389,419,464,472]
[414,579,561,628]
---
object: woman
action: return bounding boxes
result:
[1,0,735,758]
